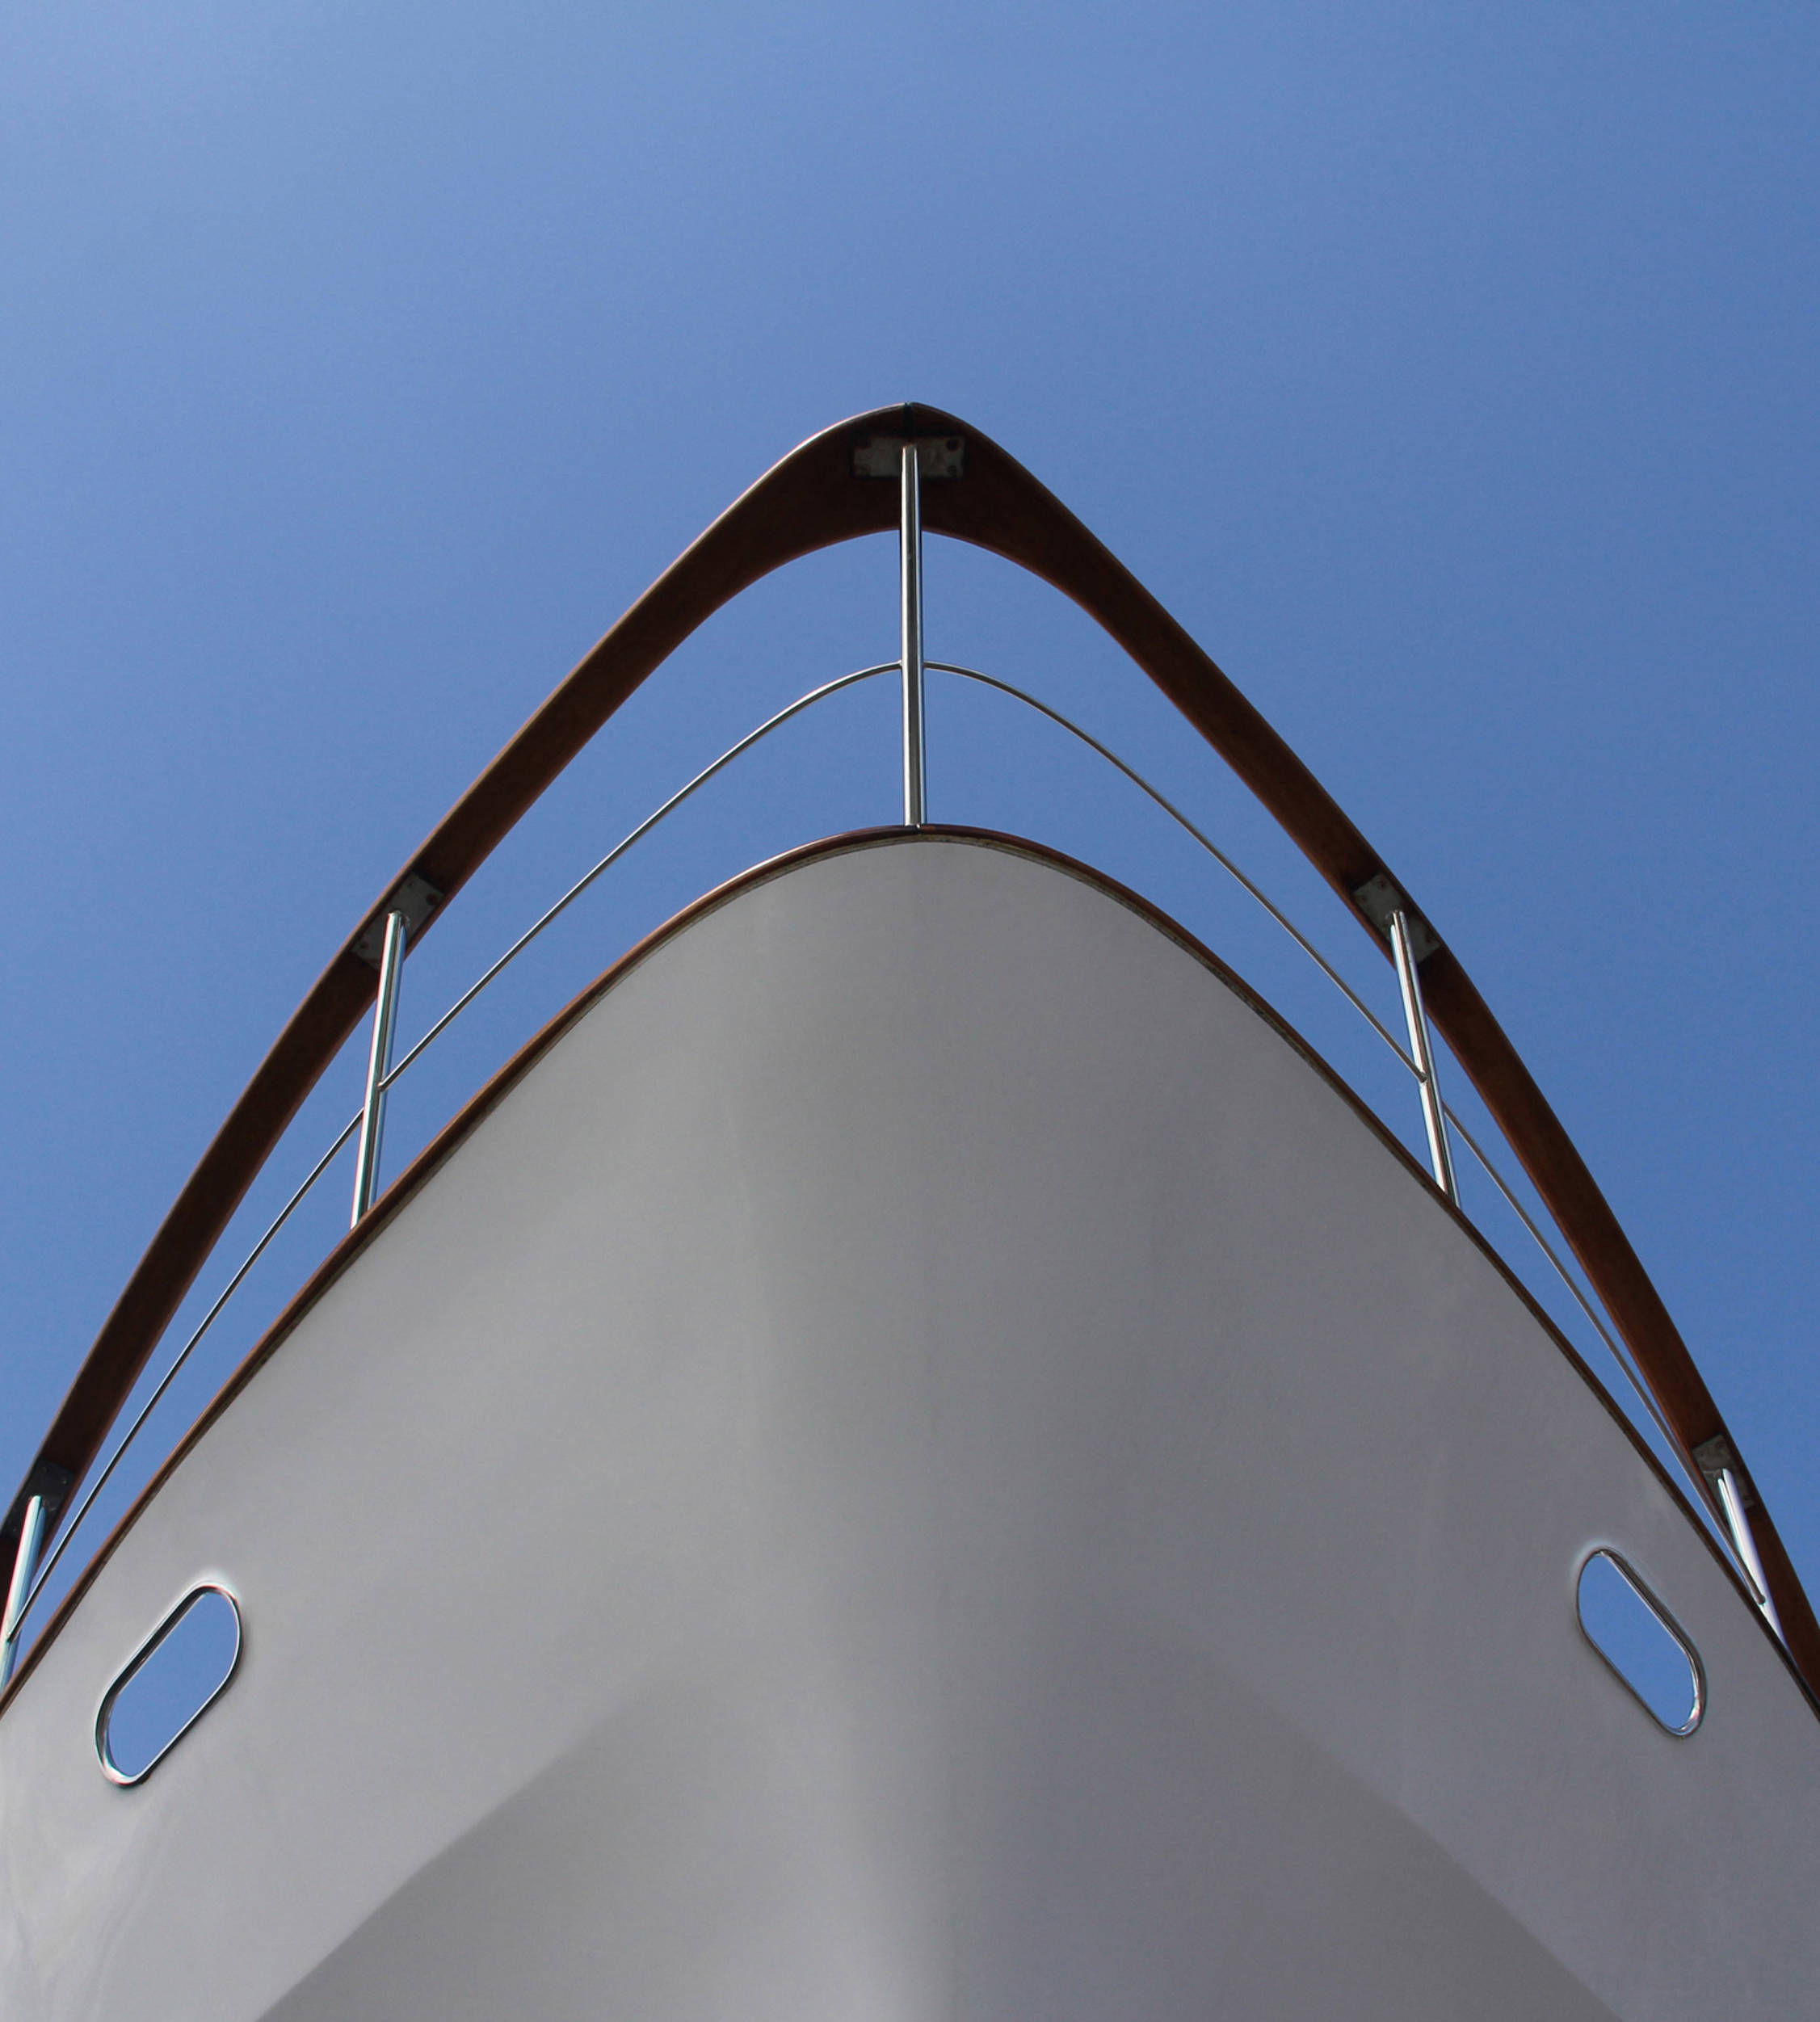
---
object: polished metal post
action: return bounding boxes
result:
[1390,907,1458,1203]
[351,909,409,1227]
[1,1493,47,1688]
[899,442,926,826]
[1716,1465,1783,1637]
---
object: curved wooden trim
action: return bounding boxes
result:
[8,401,1816,1689]
[9,828,1802,1717]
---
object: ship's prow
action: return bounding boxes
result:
[4,831,1814,2019]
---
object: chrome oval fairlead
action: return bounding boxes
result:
[95,1583,243,1787]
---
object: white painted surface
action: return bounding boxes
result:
[2,832,1814,2018]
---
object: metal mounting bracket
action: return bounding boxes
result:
[853,434,967,480]
[1692,1435,1756,1507]
[0,1460,74,1568]
[1352,872,1440,964]
[353,872,444,969]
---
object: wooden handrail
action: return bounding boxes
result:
[8,401,1814,1692]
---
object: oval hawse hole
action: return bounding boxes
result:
[96,1584,243,1786]
[1576,1549,1704,1737]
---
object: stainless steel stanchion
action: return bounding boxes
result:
[900,443,927,827]
[1716,1465,1784,1638]
[351,909,408,1226]
[0,1493,47,1688]
[1390,907,1458,1203]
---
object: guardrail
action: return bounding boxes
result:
[0,439,1787,1691]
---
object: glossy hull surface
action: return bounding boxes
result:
[2,832,1814,2018]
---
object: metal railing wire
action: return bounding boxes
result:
[7,664,893,1647]
[14,1114,364,1640]
[931,663,1415,1070]
[9,649,1740,1655]
[376,665,895,1098]
[931,662,1691,1473]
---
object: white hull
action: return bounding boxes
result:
[3,832,1814,2017]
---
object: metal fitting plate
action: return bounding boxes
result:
[1692,1435,1756,1505]
[0,1461,74,1566]
[852,435,967,480]
[1351,872,1440,964]
[353,872,444,969]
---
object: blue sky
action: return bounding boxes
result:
[3,3,1816,1629]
